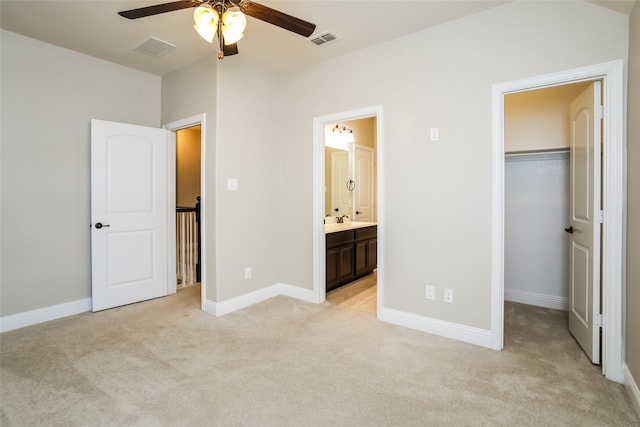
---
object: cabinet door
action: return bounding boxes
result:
[366,239,377,271]
[326,247,340,291]
[339,245,355,283]
[355,240,369,276]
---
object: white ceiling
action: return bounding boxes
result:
[0,0,635,76]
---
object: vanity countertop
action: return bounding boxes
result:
[325,221,377,234]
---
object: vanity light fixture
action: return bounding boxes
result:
[332,124,355,143]
[325,124,354,150]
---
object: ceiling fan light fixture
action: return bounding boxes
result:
[193,4,218,43]
[221,8,247,45]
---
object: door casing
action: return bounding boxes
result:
[491,60,626,382]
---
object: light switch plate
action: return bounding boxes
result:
[425,285,435,300]
[430,128,440,142]
[227,178,238,191]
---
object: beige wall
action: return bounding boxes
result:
[163,55,281,302]
[0,30,161,316]
[161,53,219,300]
[277,1,628,329]
[0,1,635,377]
[176,126,201,208]
[626,0,640,391]
[504,82,591,152]
[214,57,281,301]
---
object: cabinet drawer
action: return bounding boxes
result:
[326,230,354,247]
[355,226,377,241]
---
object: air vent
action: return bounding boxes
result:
[309,31,340,47]
[133,36,176,58]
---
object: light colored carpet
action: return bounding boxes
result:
[1,276,638,426]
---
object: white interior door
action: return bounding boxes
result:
[568,81,602,363]
[91,119,173,311]
[353,145,374,222]
[330,150,350,216]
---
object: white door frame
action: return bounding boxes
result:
[312,105,384,314]
[491,60,626,382]
[164,114,207,311]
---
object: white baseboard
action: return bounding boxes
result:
[378,307,493,349]
[0,283,315,332]
[203,283,316,317]
[278,283,316,303]
[0,298,92,333]
[505,289,568,311]
[624,364,640,419]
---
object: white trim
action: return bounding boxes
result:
[312,105,384,311]
[203,283,316,317]
[163,114,207,312]
[504,289,568,311]
[279,283,317,303]
[492,60,626,382]
[378,307,492,349]
[0,298,91,333]
[624,364,640,419]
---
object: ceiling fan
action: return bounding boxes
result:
[118,0,316,59]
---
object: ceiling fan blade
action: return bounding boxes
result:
[118,1,195,20]
[223,43,239,56]
[239,1,316,37]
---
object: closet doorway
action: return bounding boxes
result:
[491,60,625,382]
[504,81,597,356]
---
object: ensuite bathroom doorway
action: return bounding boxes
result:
[317,108,383,316]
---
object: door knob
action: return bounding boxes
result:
[564,226,574,234]
[95,222,110,229]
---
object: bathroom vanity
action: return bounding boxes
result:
[325,222,377,292]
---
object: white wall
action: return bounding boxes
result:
[0,30,161,317]
[277,1,628,330]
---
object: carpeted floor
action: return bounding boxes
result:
[1,276,638,426]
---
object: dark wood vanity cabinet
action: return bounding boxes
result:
[326,225,377,292]
[326,230,355,292]
[354,226,377,276]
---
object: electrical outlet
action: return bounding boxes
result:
[425,285,435,300]
[244,267,252,279]
[444,288,454,303]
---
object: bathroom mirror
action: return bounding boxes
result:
[324,117,377,220]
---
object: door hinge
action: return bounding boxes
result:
[596,105,604,120]
[594,313,603,328]
[597,210,604,224]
